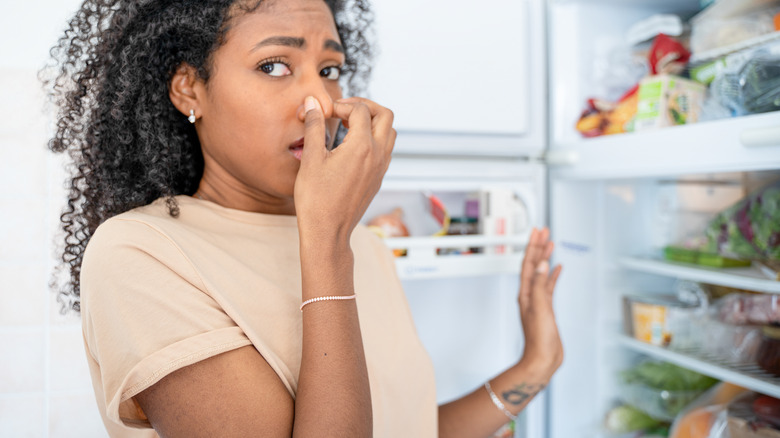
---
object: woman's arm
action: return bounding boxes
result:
[439,227,563,438]
[292,96,395,437]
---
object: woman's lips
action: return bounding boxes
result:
[289,133,333,161]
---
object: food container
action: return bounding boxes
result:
[437,217,480,255]
[625,295,699,348]
[635,74,705,131]
[758,325,780,377]
[698,318,762,365]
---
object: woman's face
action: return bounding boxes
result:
[194,0,344,214]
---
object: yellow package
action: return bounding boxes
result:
[631,301,670,347]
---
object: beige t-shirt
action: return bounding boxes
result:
[81,195,437,437]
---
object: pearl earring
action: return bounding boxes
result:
[188,109,196,124]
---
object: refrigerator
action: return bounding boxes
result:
[363,0,780,436]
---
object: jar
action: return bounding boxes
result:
[757,325,780,377]
[437,217,480,255]
[447,217,479,235]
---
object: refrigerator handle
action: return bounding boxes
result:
[740,125,780,148]
[542,149,580,166]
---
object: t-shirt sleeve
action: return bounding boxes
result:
[80,217,252,428]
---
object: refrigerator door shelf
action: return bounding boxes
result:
[551,112,780,180]
[618,335,780,399]
[394,253,524,280]
[620,256,780,294]
[385,235,527,280]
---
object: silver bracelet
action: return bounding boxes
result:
[484,381,518,421]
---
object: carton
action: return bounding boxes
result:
[635,74,706,131]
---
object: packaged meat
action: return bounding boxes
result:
[753,395,780,428]
[757,325,780,377]
[726,393,780,438]
[716,294,780,326]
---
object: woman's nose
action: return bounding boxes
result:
[296,79,336,121]
[297,95,334,121]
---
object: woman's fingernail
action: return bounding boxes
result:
[305,96,317,113]
[536,260,549,274]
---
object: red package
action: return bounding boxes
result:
[649,34,691,75]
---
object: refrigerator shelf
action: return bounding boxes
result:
[618,335,780,399]
[551,111,780,180]
[619,256,780,294]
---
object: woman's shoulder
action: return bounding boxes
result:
[93,195,203,238]
[88,197,190,253]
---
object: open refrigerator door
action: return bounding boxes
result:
[362,157,548,437]
[547,0,780,437]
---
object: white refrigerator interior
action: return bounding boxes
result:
[363,158,549,436]
[366,0,780,437]
[548,0,780,437]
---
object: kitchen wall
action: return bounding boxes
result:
[1,1,107,436]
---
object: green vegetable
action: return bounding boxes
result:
[605,405,662,433]
[621,361,718,391]
[618,361,719,420]
[705,182,780,262]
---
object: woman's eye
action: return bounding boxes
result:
[321,66,341,80]
[259,62,291,77]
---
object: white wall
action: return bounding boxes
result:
[0,0,107,436]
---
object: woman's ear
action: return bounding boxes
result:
[169,64,204,121]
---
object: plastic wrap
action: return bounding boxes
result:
[619,361,719,421]
[698,317,763,364]
[691,6,780,54]
[669,383,752,438]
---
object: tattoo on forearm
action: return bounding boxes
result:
[502,383,546,406]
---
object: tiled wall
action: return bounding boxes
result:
[1,1,108,436]
[0,68,107,438]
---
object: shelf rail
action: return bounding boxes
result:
[618,335,780,399]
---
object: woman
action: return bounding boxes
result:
[46,0,563,436]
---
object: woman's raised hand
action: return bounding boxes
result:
[518,227,564,374]
[294,96,396,244]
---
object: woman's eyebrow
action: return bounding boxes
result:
[250,36,345,54]
[324,39,344,54]
[251,36,305,52]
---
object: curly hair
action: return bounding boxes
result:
[44,0,374,313]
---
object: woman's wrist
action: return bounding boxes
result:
[510,357,556,387]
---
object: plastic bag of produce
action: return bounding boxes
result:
[618,360,719,421]
[705,181,780,262]
[669,383,750,438]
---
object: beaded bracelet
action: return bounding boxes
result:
[484,381,518,421]
[300,294,357,311]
